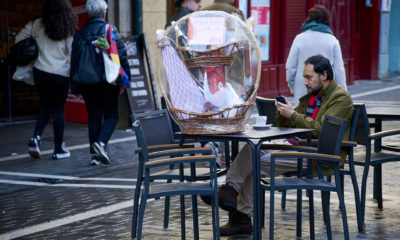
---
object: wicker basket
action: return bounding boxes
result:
[157,11,261,135]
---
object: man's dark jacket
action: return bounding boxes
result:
[165,7,192,29]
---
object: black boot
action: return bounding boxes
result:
[220,210,253,236]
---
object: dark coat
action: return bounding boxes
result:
[165,7,192,29]
[202,0,245,21]
[70,17,131,93]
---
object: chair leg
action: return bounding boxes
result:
[136,191,148,240]
[192,195,199,240]
[296,189,302,238]
[212,194,220,240]
[261,189,265,227]
[269,189,275,240]
[180,195,186,239]
[308,190,315,240]
[281,190,287,209]
[360,164,371,223]
[336,177,350,240]
[349,151,363,232]
[321,191,330,225]
[373,164,383,209]
[163,196,170,229]
[131,177,142,238]
[322,192,332,240]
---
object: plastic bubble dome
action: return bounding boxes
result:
[157,11,261,134]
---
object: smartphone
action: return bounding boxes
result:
[275,96,286,104]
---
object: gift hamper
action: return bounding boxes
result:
[157,11,261,134]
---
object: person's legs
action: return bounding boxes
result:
[97,83,120,145]
[80,85,103,151]
[28,68,52,158]
[51,74,69,154]
[32,68,52,139]
[222,140,305,236]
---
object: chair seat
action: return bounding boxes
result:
[354,152,400,166]
[262,177,336,191]
[149,182,214,199]
[150,167,226,180]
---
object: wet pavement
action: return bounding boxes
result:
[0,77,400,239]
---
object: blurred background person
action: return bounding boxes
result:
[286,4,347,106]
[70,0,131,166]
[202,0,244,21]
[16,0,78,159]
[165,0,202,29]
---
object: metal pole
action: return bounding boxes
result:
[132,0,142,35]
[5,0,12,122]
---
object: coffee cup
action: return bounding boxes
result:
[255,116,267,126]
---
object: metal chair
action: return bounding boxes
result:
[296,108,363,232]
[130,109,220,239]
[133,117,220,239]
[352,103,400,224]
[261,115,350,240]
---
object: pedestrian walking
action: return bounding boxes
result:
[286,4,347,106]
[70,0,131,165]
[18,0,78,159]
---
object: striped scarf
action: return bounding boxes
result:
[306,95,322,120]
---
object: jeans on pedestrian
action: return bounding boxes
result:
[79,82,120,153]
[33,68,69,151]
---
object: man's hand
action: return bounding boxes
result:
[275,96,295,118]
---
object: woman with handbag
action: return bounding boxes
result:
[16,0,77,159]
[70,0,131,165]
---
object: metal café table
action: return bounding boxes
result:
[367,106,400,152]
[180,126,314,239]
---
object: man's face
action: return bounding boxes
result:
[185,0,202,11]
[303,63,325,95]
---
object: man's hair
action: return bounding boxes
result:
[175,0,201,8]
[304,55,334,80]
[86,0,108,18]
[41,0,77,41]
[304,4,331,27]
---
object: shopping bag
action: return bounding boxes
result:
[103,24,130,88]
[12,63,34,85]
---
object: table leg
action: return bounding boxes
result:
[248,141,261,240]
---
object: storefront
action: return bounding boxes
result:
[238,0,382,98]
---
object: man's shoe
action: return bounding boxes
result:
[218,183,238,212]
[52,143,70,159]
[92,142,110,165]
[90,155,100,165]
[200,183,238,211]
[220,210,252,236]
[28,136,41,159]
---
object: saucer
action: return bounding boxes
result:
[252,124,272,130]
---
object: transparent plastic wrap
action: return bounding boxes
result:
[157,11,261,134]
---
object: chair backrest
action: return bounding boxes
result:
[132,109,175,148]
[160,96,181,136]
[353,103,370,146]
[349,107,360,142]
[317,115,347,156]
[255,97,276,125]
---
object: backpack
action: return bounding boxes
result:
[72,38,104,85]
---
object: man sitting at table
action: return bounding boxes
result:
[201,54,354,236]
